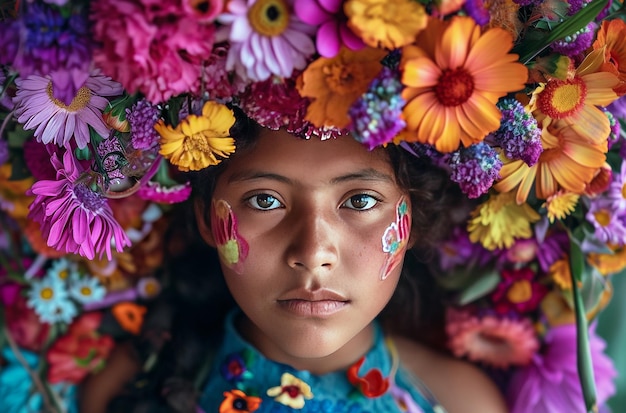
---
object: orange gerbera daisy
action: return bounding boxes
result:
[297,47,386,129]
[495,123,608,203]
[528,48,619,145]
[400,16,527,153]
[593,18,626,96]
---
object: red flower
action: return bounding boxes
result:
[4,294,50,352]
[46,312,114,384]
[347,356,390,398]
[490,267,547,315]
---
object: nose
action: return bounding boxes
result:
[285,210,338,271]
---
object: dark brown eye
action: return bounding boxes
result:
[248,194,281,210]
[343,194,377,210]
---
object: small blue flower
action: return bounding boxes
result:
[69,274,106,304]
[27,275,77,324]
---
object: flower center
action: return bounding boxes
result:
[58,269,69,280]
[233,397,249,410]
[594,209,611,227]
[323,63,364,95]
[506,280,533,303]
[184,131,213,154]
[537,77,587,119]
[282,385,301,397]
[80,286,92,296]
[40,287,54,300]
[434,68,475,106]
[248,0,290,37]
[622,182,626,200]
[47,82,91,112]
[74,183,106,212]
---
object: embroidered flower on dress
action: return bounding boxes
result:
[266,372,313,409]
[347,356,390,397]
[155,101,236,172]
[221,352,254,382]
[220,389,262,413]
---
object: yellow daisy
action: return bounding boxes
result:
[467,191,540,250]
[344,0,427,50]
[155,101,236,172]
[542,191,580,223]
[400,16,527,152]
[528,48,619,145]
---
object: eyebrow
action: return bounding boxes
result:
[227,168,395,185]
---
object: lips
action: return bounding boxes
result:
[277,288,349,317]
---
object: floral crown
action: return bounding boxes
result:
[1,0,625,411]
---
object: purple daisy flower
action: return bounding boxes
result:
[218,0,316,82]
[535,230,569,272]
[127,99,161,151]
[349,66,406,150]
[586,198,626,246]
[12,69,123,149]
[507,324,616,413]
[447,142,503,199]
[494,99,542,166]
[605,162,626,212]
[27,150,131,260]
[464,0,490,26]
[437,226,493,271]
[294,0,364,57]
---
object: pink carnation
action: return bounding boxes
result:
[446,308,539,368]
[91,0,216,104]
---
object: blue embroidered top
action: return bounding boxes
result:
[199,310,447,413]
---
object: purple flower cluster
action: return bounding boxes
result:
[349,67,406,150]
[550,22,597,58]
[494,99,542,166]
[464,0,490,26]
[448,142,503,199]
[127,99,160,151]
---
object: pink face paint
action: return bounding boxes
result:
[379,198,411,281]
[210,199,249,275]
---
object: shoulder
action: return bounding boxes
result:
[391,335,508,413]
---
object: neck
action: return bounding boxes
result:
[235,314,375,375]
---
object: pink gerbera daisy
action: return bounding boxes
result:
[13,69,123,149]
[218,0,316,82]
[446,308,539,368]
[27,150,131,260]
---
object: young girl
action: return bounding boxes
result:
[81,111,507,413]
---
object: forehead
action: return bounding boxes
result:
[220,128,396,185]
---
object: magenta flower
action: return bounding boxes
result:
[137,181,192,204]
[507,324,616,413]
[13,70,123,149]
[91,0,216,103]
[491,267,547,315]
[218,0,316,82]
[27,150,131,260]
[294,0,364,57]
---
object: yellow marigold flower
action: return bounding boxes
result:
[344,0,427,50]
[548,257,573,290]
[156,101,236,172]
[266,372,313,409]
[528,48,619,145]
[467,191,540,250]
[542,191,580,223]
[400,16,527,153]
[589,245,626,276]
[495,123,607,204]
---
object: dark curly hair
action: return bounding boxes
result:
[105,109,462,413]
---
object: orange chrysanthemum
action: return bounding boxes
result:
[297,47,386,129]
[593,18,626,96]
[495,123,608,204]
[528,48,619,145]
[344,0,427,50]
[400,16,527,152]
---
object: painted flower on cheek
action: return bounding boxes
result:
[220,389,262,413]
[380,198,410,280]
[266,372,313,408]
[211,200,249,274]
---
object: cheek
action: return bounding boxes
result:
[379,197,411,281]
[210,199,249,275]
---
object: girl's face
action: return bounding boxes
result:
[197,128,411,372]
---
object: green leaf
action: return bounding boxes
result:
[457,269,501,306]
[569,234,598,413]
[6,124,33,148]
[514,0,609,63]
[74,146,91,161]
